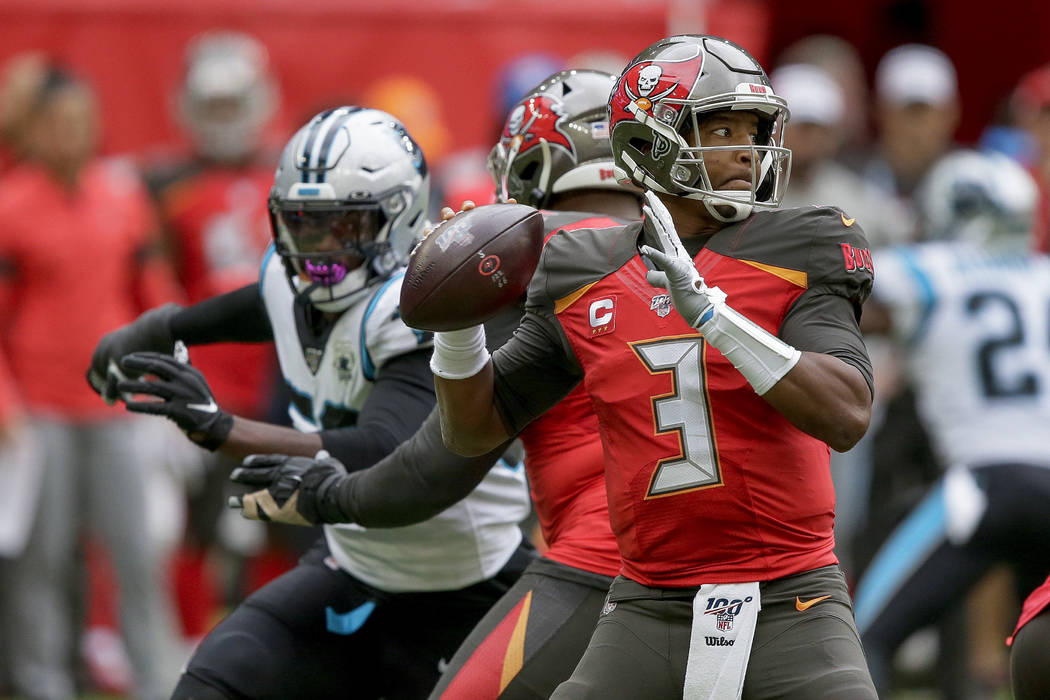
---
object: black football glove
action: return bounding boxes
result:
[228,451,348,526]
[87,303,180,404]
[116,351,233,450]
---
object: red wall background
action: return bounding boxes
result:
[0,0,1046,159]
[0,0,672,157]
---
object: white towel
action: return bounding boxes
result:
[682,582,761,699]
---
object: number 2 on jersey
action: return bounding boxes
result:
[966,291,1044,398]
[632,337,722,497]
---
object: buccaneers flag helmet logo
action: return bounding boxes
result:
[500,94,574,157]
[609,45,706,131]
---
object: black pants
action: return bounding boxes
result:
[173,537,535,700]
[855,463,1050,694]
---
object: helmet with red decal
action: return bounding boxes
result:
[488,69,636,208]
[609,35,791,222]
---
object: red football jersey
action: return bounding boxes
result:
[518,213,625,578]
[493,206,874,587]
[1009,573,1050,645]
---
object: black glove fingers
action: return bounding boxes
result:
[115,379,174,400]
[229,466,281,485]
[123,400,174,416]
[119,352,181,379]
[242,454,291,468]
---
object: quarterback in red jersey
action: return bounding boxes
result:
[430,35,877,698]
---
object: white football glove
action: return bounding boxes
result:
[639,190,726,329]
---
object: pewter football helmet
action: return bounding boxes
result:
[609,35,791,222]
[488,69,633,207]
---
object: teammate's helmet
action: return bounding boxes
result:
[269,107,429,313]
[177,31,277,163]
[917,149,1037,249]
[609,35,791,222]
[488,69,635,208]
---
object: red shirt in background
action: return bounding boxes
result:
[151,163,277,418]
[0,159,181,419]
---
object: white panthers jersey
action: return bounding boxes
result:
[260,247,531,592]
[874,242,1050,470]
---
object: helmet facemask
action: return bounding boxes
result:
[619,97,790,223]
[668,102,791,222]
[270,184,418,312]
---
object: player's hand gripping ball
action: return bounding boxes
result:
[400,203,544,332]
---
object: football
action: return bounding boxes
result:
[400,203,545,332]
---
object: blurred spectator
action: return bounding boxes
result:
[0,64,181,700]
[861,43,961,241]
[774,62,911,248]
[140,29,291,645]
[777,34,870,155]
[0,52,47,170]
[865,70,955,231]
[1010,63,1050,252]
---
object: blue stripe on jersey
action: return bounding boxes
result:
[897,247,938,347]
[359,271,406,382]
[284,381,317,429]
[498,457,524,473]
[853,480,948,634]
[259,243,277,294]
[325,601,376,635]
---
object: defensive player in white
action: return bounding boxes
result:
[853,149,1050,695]
[88,107,532,699]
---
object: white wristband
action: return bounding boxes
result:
[430,324,490,380]
[699,302,801,395]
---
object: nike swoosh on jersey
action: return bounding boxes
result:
[187,400,219,413]
[795,594,831,611]
[840,213,856,227]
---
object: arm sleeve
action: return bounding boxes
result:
[169,284,274,344]
[319,348,436,470]
[776,206,876,399]
[781,290,874,399]
[326,408,516,527]
[491,306,583,435]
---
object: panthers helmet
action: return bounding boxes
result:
[917,149,1036,249]
[609,35,791,222]
[178,31,277,163]
[488,69,635,208]
[269,107,429,312]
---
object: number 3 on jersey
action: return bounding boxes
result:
[632,336,722,497]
